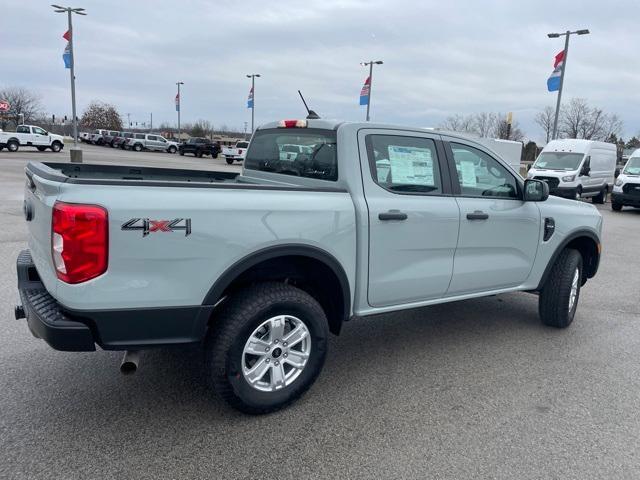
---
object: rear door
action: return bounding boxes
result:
[444,139,541,295]
[359,129,460,307]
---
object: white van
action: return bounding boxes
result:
[527,139,616,202]
[478,138,523,173]
[611,148,640,211]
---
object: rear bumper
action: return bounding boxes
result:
[612,192,640,207]
[16,250,213,352]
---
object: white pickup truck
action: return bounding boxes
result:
[0,125,65,153]
[222,140,249,164]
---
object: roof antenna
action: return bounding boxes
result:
[298,90,320,119]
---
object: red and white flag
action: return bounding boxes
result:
[63,30,71,41]
[553,50,565,69]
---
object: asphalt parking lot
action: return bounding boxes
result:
[1,145,640,479]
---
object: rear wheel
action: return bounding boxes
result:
[539,249,583,328]
[134,143,142,152]
[196,150,203,158]
[205,282,328,414]
[226,158,234,165]
[612,202,623,211]
[593,186,607,204]
[50,141,62,153]
[168,145,177,154]
[7,141,19,152]
[179,150,185,156]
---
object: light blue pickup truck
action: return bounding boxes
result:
[16,118,602,413]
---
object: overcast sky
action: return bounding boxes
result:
[3,0,639,142]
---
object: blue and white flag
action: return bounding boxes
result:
[547,50,565,92]
[62,43,71,69]
[247,87,254,108]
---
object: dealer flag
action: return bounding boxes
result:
[63,30,71,41]
[62,43,71,69]
[247,87,254,108]
[175,93,180,112]
[359,76,370,106]
[547,50,565,92]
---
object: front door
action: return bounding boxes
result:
[32,126,49,146]
[444,140,541,295]
[359,129,460,307]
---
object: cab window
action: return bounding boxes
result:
[450,143,519,199]
[33,127,47,135]
[365,135,442,194]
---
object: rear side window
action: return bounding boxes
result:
[365,135,442,194]
[245,128,337,181]
[237,141,249,149]
[135,134,145,139]
[17,126,30,133]
[147,135,158,141]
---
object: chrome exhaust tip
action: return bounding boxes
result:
[120,350,140,375]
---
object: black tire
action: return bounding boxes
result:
[50,141,62,153]
[226,158,234,165]
[168,146,177,154]
[7,141,19,152]
[612,202,622,211]
[539,249,583,329]
[205,282,328,414]
[37,146,47,152]
[179,150,185,156]
[134,143,142,152]
[593,186,607,204]
[196,150,203,158]
[0,146,3,151]
[574,187,582,201]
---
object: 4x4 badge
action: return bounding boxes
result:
[122,218,191,237]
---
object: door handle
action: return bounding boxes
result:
[379,210,408,221]
[466,210,489,220]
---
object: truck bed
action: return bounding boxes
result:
[26,162,345,192]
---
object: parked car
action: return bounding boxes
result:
[527,139,616,202]
[126,133,178,153]
[279,144,314,161]
[222,140,249,164]
[79,132,91,143]
[179,137,220,157]
[15,118,602,414]
[0,125,64,152]
[101,131,122,147]
[112,132,134,149]
[612,149,640,211]
[89,129,109,145]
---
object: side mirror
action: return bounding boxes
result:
[580,165,591,176]
[614,168,620,179]
[524,179,549,202]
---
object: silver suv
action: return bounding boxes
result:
[126,133,178,153]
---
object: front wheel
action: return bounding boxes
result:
[612,202,622,211]
[593,186,607,204]
[205,282,328,414]
[134,143,142,152]
[50,141,62,153]
[168,146,177,154]
[539,249,583,328]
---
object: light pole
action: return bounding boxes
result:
[176,81,184,141]
[360,60,383,121]
[52,5,85,149]
[548,29,590,139]
[246,74,260,133]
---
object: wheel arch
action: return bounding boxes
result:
[537,230,601,290]
[201,245,352,336]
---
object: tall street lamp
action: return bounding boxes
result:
[360,60,383,122]
[52,4,86,152]
[548,29,590,139]
[176,81,184,141]
[246,74,260,133]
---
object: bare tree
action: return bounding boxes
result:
[534,106,555,143]
[191,119,214,138]
[474,112,497,138]
[79,101,122,130]
[440,114,476,134]
[0,86,43,129]
[492,116,524,142]
[559,98,623,141]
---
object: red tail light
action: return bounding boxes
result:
[238,149,243,154]
[52,202,108,284]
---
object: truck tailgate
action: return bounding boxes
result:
[24,169,61,297]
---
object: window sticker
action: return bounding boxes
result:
[458,160,477,187]
[388,146,434,186]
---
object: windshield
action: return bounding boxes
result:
[533,152,585,171]
[245,128,337,181]
[624,157,640,175]
[237,142,249,148]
